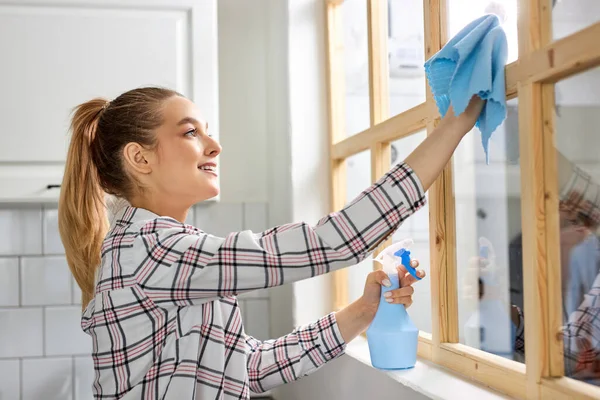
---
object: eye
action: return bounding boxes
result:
[185,128,197,137]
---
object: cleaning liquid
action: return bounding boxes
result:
[366,239,421,370]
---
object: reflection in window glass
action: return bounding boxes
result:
[554,68,600,385]
[552,0,600,40]
[447,0,518,64]
[346,150,374,303]
[390,131,431,332]
[387,0,426,117]
[343,0,370,136]
[454,98,523,362]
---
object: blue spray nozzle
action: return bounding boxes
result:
[393,248,421,280]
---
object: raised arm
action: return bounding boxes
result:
[135,97,484,306]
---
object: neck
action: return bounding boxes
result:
[128,195,190,223]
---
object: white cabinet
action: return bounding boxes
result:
[0,0,218,202]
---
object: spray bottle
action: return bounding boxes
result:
[366,238,421,370]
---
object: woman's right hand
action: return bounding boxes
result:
[442,95,485,135]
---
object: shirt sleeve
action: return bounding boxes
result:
[245,313,345,393]
[561,282,600,379]
[513,278,600,380]
[136,162,426,305]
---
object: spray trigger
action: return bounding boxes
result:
[393,248,421,280]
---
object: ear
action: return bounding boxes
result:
[122,142,153,175]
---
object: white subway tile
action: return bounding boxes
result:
[22,358,73,400]
[0,360,20,400]
[21,256,72,306]
[243,299,270,340]
[243,202,268,232]
[0,257,19,306]
[74,357,94,400]
[45,307,90,356]
[0,208,42,255]
[195,203,243,237]
[0,308,43,357]
[42,206,65,254]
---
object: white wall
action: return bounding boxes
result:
[0,3,286,399]
[218,0,269,203]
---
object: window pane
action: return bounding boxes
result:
[447,0,518,64]
[391,131,431,333]
[454,98,524,363]
[387,0,426,117]
[346,150,373,303]
[554,67,600,385]
[553,0,600,40]
[343,0,370,136]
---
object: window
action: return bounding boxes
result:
[343,0,370,136]
[325,0,600,398]
[553,67,600,386]
[454,98,524,363]
[387,0,426,117]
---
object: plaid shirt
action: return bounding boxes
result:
[81,162,426,399]
[515,164,600,381]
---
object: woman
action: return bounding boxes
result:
[58,87,483,399]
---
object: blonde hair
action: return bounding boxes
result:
[58,87,180,307]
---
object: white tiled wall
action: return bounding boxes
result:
[0,202,273,399]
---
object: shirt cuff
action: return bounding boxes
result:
[315,312,347,362]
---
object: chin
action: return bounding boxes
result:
[195,185,219,202]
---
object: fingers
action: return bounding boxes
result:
[383,285,414,306]
[399,266,426,287]
[396,259,419,275]
[369,269,392,288]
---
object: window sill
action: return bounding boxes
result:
[344,337,512,400]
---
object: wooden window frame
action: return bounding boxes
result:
[324,0,600,398]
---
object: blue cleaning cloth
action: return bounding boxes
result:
[424,14,508,163]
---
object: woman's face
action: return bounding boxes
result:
[147,96,221,204]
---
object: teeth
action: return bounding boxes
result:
[199,165,216,171]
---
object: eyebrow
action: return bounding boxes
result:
[177,117,204,127]
[176,117,209,134]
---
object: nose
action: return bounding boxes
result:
[203,135,222,157]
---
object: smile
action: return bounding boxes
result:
[198,163,218,177]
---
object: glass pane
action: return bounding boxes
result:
[343,0,370,136]
[387,0,426,117]
[454,98,524,363]
[553,0,600,40]
[391,131,431,333]
[447,0,518,64]
[346,150,374,303]
[555,67,600,385]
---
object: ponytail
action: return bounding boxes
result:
[59,98,109,308]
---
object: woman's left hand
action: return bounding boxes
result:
[359,260,425,315]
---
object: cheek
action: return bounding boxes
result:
[161,141,200,168]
